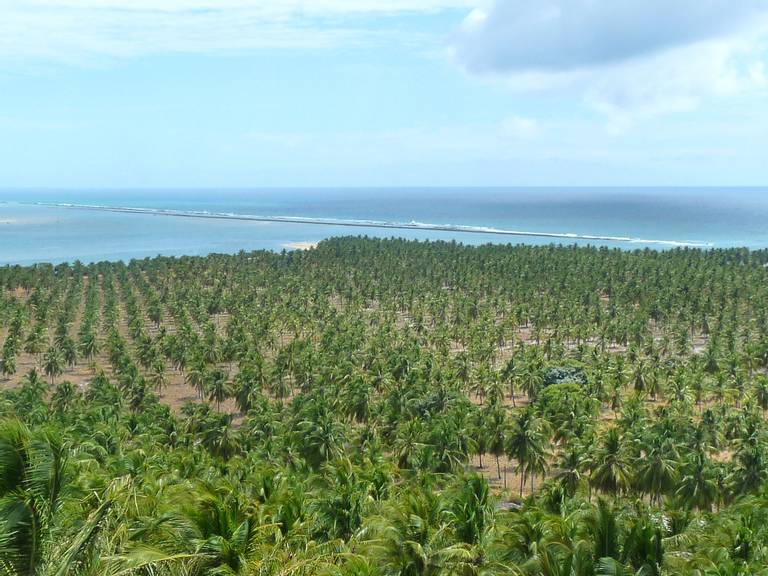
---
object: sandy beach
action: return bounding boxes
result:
[283,241,318,250]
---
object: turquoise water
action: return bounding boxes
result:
[1,188,767,265]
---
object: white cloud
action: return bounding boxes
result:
[451,0,768,73]
[581,37,766,131]
[0,0,475,62]
[450,1,768,126]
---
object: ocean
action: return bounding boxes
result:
[1,188,767,265]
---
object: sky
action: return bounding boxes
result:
[0,0,767,188]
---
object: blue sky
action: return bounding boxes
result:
[1,0,767,188]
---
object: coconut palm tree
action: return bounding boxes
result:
[0,420,119,575]
[588,428,632,499]
[447,473,495,548]
[506,408,549,496]
[369,489,472,576]
[1,350,17,380]
[635,436,679,505]
[51,380,79,415]
[676,449,718,511]
[554,445,588,497]
[312,458,371,541]
[206,367,232,411]
[148,359,168,393]
[42,345,64,385]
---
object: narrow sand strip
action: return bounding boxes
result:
[283,241,318,250]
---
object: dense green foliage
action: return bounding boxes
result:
[1,237,768,575]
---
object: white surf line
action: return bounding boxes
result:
[33,202,713,247]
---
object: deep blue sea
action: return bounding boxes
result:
[0,188,767,265]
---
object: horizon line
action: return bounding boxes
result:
[2,185,768,192]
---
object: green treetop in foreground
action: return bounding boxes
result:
[1,237,768,575]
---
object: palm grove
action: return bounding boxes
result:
[2,237,768,575]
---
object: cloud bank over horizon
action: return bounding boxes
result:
[451,1,767,73]
[450,1,768,126]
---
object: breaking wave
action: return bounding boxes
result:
[34,202,714,248]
